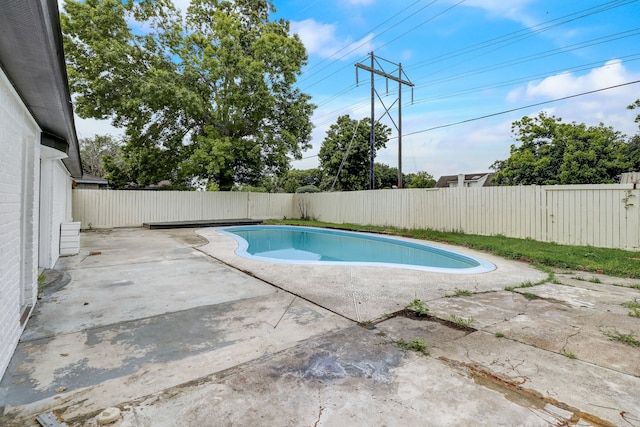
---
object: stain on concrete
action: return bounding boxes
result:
[274,326,403,385]
[286,304,325,326]
[0,303,239,407]
[38,269,71,297]
[166,230,208,246]
[302,353,348,381]
[102,280,134,288]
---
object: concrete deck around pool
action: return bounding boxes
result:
[197,227,548,322]
[1,227,639,426]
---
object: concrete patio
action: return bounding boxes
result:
[1,227,639,426]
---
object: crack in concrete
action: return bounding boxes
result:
[438,356,618,427]
[561,325,582,354]
[313,389,324,427]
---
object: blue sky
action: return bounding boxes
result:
[75,0,640,179]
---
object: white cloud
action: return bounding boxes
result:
[514,60,630,100]
[460,0,536,26]
[506,59,640,135]
[291,19,374,60]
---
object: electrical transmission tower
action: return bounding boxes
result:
[356,51,414,189]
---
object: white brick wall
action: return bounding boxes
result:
[39,157,73,268]
[0,66,41,379]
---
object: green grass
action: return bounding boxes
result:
[601,328,640,347]
[445,289,472,298]
[449,314,475,328]
[517,281,537,288]
[562,349,577,359]
[494,332,505,338]
[394,338,430,356]
[622,298,640,318]
[406,299,430,316]
[267,219,640,278]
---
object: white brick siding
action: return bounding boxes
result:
[0,63,72,379]
[39,156,73,268]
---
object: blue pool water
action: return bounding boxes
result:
[220,225,495,274]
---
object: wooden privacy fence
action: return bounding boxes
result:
[301,184,640,250]
[72,190,296,228]
[73,184,640,250]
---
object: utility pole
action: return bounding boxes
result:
[355,52,413,189]
[369,53,375,190]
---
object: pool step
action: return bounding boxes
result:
[143,219,263,229]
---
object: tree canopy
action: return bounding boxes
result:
[280,168,323,193]
[62,0,315,190]
[318,115,391,191]
[79,134,122,177]
[405,171,436,188]
[491,112,634,185]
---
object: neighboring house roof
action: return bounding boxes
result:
[0,0,82,177]
[435,173,497,188]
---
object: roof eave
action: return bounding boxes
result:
[0,0,82,177]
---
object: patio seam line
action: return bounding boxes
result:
[65,256,208,271]
[194,246,359,325]
[17,296,282,344]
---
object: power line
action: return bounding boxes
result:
[302,0,636,109]
[411,27,640,89]
[401,79,640,137]
[406,0,635,74]
[301,79,640,161]
[313,27,640,117]
[373,0,467,53]
[300,0,444,91]
[297,0,424,82]
[293,1,639,159]
[312,38,640,128]
[410,54,640,106]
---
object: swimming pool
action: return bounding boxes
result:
[220,225,495,274]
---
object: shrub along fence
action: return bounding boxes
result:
[73,184,640,250]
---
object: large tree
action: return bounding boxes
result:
[374,163,399,189]
[318,115,391,191]
[62,0,315,190]
[628,99,640,123]
[627,99,640,172]
[491,112,631,185]
[79,134,122,177]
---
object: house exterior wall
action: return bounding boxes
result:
[0,66,41,378]
[39,156,73,268]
